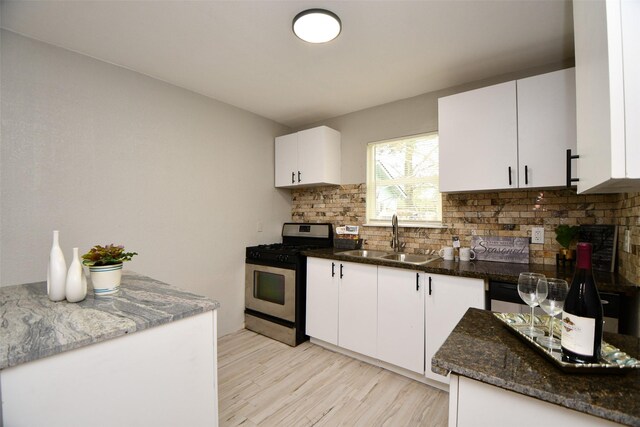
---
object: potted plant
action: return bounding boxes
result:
[82,244,137,296]
[554,225,579,260]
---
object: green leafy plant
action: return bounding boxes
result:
[82,244,138,266]
[554,225,580,249]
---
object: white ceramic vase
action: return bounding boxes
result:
[89,263,123,296]
[66,247,87,302]
[47,230,67,301]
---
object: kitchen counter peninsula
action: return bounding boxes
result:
[0,271,220,426]
[432,308,640,427]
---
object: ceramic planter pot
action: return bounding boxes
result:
[89,263,123,296]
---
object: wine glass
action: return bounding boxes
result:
[536,277,569,350]
[517,272,546,338]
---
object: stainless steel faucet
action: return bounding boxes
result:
[390,214,404,252]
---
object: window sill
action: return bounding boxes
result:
[363,222,447,229]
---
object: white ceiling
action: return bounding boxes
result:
[0,0,574,128]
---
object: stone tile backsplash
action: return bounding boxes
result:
[291,185,640,284]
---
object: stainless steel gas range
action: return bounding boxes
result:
[245,223,333,346]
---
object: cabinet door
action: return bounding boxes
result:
[297,126,341,186]
[425,275,485,383]
[621,0,640,180]
[439,81,518,192]
[574,0,640,193]
[306,258,339,345]
[338,262,378,358]
[274,133,298,187]
[517,68,577,188]
[377,267,425,374]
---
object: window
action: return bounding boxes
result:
[366,132,441,226]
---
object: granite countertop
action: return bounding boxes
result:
[0,271,220,370]
[432,308,640,426]
[305,248,638,294]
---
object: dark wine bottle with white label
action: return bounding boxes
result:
[561,242,603,363]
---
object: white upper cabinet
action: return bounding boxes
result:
[274,126,341,188]
[438,68,576,193]
[573,0,640,193]
[517,69,577,188]
[439,81,518,192]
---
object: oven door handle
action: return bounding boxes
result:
[331,262,335,277]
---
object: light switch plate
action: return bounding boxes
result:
[531,227,545,244]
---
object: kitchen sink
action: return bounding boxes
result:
[338,250,440,265]
[338,249,390,258]
[379,253,440,265]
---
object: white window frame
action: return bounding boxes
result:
[365,132,443,228]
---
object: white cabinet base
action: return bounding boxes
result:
[1,311,218,427]
[310,337,448,393]
[449,374,620,427]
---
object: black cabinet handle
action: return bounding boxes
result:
[508,166,512,186]
[298,171,301,183]
[331,262,335,277]
[340,264,344,279]
[525,165,528,185]
[416,273,420,291]
[291,172,295,184]
[566,149,580,187]
[428,276,432,296]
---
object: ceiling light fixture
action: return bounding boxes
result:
[292,9,341,43]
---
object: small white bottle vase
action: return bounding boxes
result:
[66,247,87,303]
[47,230,67,301]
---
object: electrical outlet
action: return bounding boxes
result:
[531,227,545,244]
[624,229,631,252]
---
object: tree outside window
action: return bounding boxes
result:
[366,132,441,226]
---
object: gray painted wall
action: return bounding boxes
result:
[0,30,292,336]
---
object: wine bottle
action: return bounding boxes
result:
[561,242,603,363]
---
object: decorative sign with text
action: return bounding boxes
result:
[471,236,529,264]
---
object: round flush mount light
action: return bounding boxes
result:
[293,9,341,43]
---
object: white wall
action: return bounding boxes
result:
[0,30,292,336]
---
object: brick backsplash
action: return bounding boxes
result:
[291,185,640,284]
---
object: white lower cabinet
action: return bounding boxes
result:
[306,257,339,345]
[338,262,378,357]
[306,258,377,357]
[450,375,619,427]
[306,257,487,385]
[425,274,485,383]
[377,267,425,374]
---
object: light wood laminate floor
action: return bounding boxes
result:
[218,329,448,426]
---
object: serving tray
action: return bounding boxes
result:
[493,312,640,373]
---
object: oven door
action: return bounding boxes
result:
[245,263,296,323]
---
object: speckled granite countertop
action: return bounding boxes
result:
[432,308,640,426]
[0,271,220,370]
[305,248,638,294]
